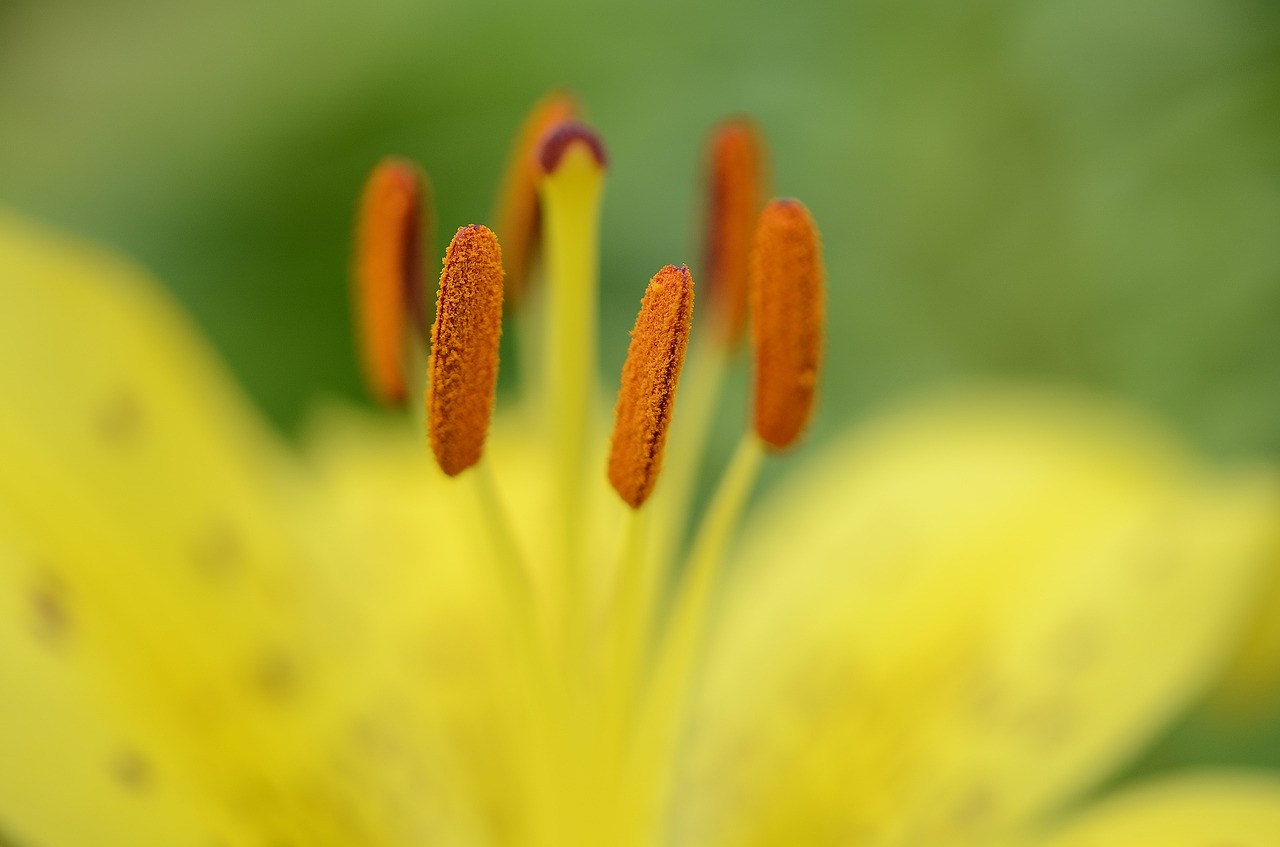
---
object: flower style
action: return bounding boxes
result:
[1,96,1280,847]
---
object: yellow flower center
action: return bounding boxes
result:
[349,99,824,846]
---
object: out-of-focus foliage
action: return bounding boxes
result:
[1,0,1278,460]
[1,0,1279,787]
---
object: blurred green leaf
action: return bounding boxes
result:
[3,0,1280,793]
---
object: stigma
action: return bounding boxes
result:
[492,90,579,303]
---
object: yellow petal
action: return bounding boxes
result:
[675,388,1280,847]
[0,212,482,845]
[302,403,639,847]
[301,405,537,836]
[0,522,260,846]
[1027,773,1280,846]
[1215,555,1280,715]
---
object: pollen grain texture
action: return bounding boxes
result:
[608,265,695,508]
[751,199,824,449]
[427,225,505,476]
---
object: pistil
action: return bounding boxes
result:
[536,122,608,632]
[493,91,580,304]
[350,100,824,845]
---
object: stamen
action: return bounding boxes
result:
[751,198,824,449]
[644,119,767,566]
[426,225,505,476]
[492,91,579,303]
[352,158,433,405]
[703,118,767,347]
[608,265,695,508]
[635,200,826,831]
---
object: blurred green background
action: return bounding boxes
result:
[2,0,1279,783]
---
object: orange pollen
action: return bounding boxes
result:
[751,199,824,450]
[537,120,608,175]
[608,265,695,508]
[427,225,505,477]
[352,158,432,405]
[492,91,579,304]
[704,118,767,347]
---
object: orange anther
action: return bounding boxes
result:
[608,265,695,508]
[751,199,824,449]
[703,118,767,347]
[427,225,505,476]
[352,158,432,404]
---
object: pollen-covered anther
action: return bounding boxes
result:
[751,199,824,449]
[608,265,695,508]
[493,91,579,303]
[352,158,433,405]
[427,225,505,476]
[704,118,768,346]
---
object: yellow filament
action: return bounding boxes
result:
[644,335,732,579]
[471,457,531,613]
[624,432,765,841]
[668,432,764,686]
[606,506,651,733]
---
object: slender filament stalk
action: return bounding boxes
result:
[625,432,765,842]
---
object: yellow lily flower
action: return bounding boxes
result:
[2,102,1280,847]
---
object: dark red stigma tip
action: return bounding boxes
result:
[538,121,608,174]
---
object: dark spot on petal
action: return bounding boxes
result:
[110,748,153,792]
[29,571,71,646]
[1045,615,1104,674]
[1018,698,1076,747]
[349,716,394,758]
[191,520,243,580]
[94,388,144,448]
[962,665,1006,726]
[949,783,996,831]
[250,651,302,703]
